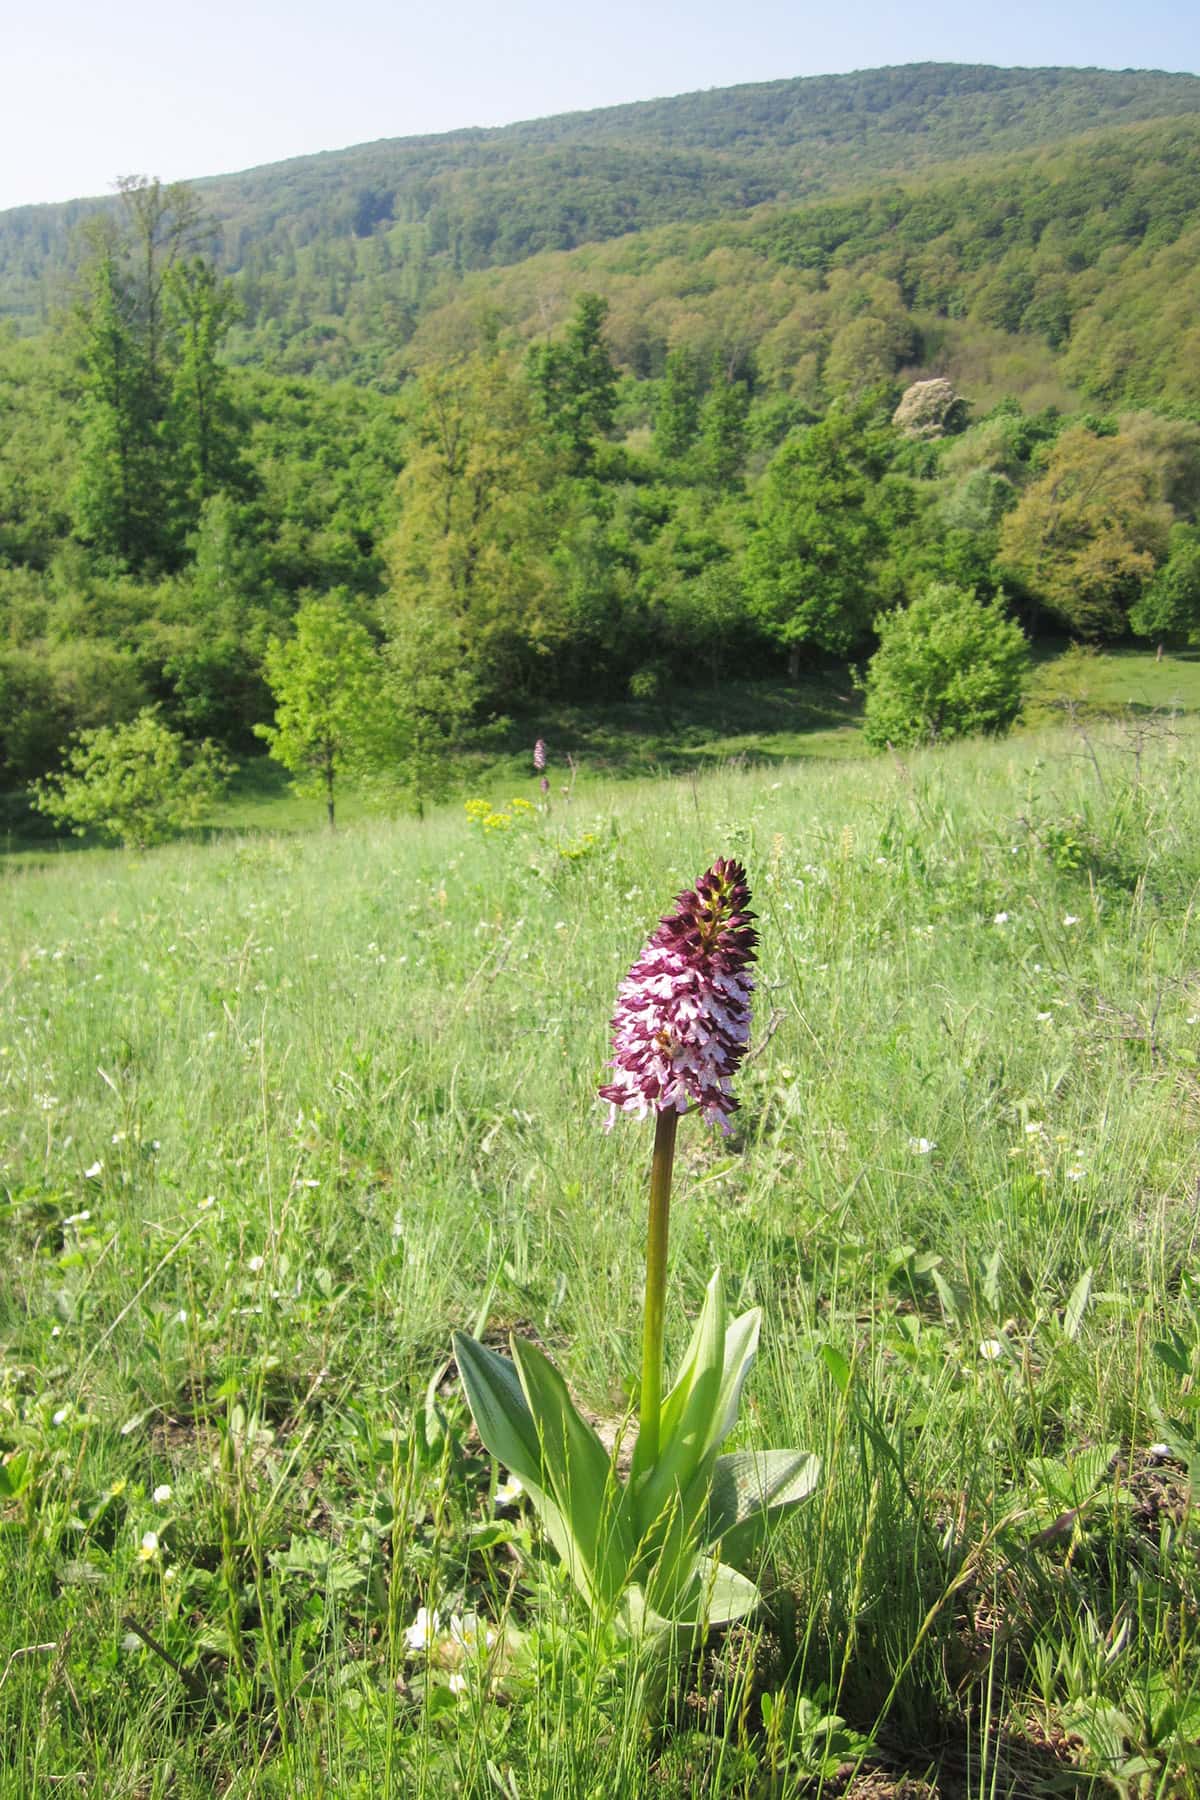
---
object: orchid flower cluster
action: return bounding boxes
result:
[454,860,819,1641]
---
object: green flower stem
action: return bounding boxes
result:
[639,1107,679,1465]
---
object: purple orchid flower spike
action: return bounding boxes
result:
[600,858,757,1131]
[600,858,757,1465]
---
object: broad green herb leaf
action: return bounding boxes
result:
[982,1246,1003,1311]
[692,1559,762,1626]
[1153,1329,1191,1376]
[633,1274,727,1523]
[820,1344,851,1394]
[510,1335,635,1608]
[451,1332,543,1490]
[930,1267,959,1321]
[639,1269,725,1483]
[1063,1267,1093,1340]
[706,1306,762,1459]
[706,1450,821,1541]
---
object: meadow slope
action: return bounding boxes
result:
[3,719,1200,1795]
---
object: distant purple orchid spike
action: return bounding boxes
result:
[600,859,757,1130]
[533,738,547,773]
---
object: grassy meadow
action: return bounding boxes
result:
[4,695,1200,1795]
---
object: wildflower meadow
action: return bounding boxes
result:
[4,713,1200,1796]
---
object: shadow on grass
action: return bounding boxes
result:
[487,675,865,776]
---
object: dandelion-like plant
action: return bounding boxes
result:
[454,860,819,1646]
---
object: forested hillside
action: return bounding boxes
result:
[2,65,1200,836]
[2,63,1198,335]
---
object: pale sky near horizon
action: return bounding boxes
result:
[4,0,1199,214]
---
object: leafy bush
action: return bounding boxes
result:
[862,581,1028,750]
[31,707,231,848]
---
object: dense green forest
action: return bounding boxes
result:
[2,64,1200,827]
[2,64,1198,337]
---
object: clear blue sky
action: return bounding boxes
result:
[4,0,1198,213]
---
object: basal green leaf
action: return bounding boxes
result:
[510,1335,634,1610]
[1063,1267,1093,1341]
[451,1331,543,1490]
[706,1449,822,1543]
[689,1558,763,1626]
[632,1273,727,1529]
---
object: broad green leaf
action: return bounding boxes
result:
[452,1331,542,1490]
[820,1344,851,1394]
[633,1273,727,1530]
[625,1560,763,1634]
[1027,1443,1116,1511]
[981,1246,1002,1311]
[689,1558,762,1626]
[1153,1331,1191,1376]
[706,1449,822,1543]
[635,1269,725,1489]
[930,1267,959,1320]
[1063,1267,1093,1341]
[510,1335,634,1609]
[705,1305,762,1458]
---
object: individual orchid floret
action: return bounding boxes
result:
[599,858,757,1129]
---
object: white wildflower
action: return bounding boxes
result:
[404,1605,439,1653]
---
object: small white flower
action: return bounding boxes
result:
[152,1484,172,1504]
[495,1475,524,1507]
[138,1531,159,1560]
[176,1309,188,1325]
[993,912,1009,925]
[1062,914,1080,927]
[908,1137,936,1155]
[1066,1165,1086,1182]
[447,1671,468,1695]
[163,1566,178,1583]
[1148,1442,1173,1461]
[1025,1122,1044,1135]
[449,1612,496,1653]
[84,1161,103,1180]
[52,1406,71,1426]
[1036,1011,1053,1023]
[246,1255,265,1274]
[978,1338,1005,1361]
[62,1210,91,1226]
[404,1605,439,1653]
[198,1195,215,1210]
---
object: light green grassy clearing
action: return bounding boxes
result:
[3,714,1200,1794]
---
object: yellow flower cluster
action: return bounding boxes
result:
[464,796,536,833]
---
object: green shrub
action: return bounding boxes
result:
[862,581,1028,750]
[31,707,231,849]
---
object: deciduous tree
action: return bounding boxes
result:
[255,595,385,829]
